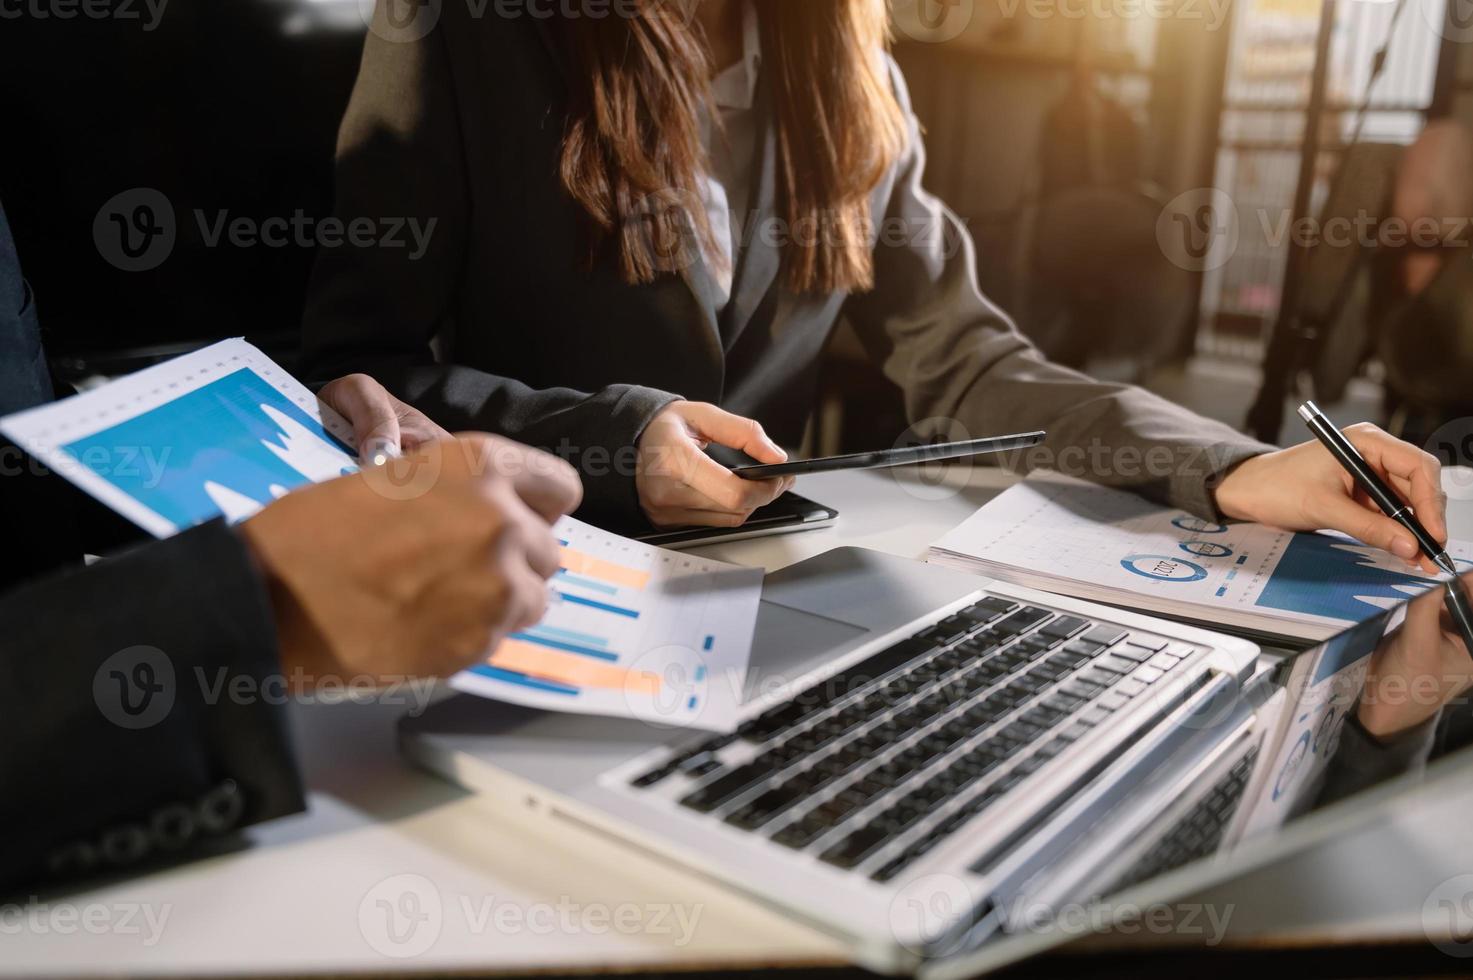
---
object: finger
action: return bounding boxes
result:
[457,436,584,521]
[648,508,750,530]
[484,479,562,580]
[647,476,795,528]
[506,560,551,633]
[488,508,552,634]
[399,413,453,453]
[680,403,787,464]
[517,519,562,581]
[1312,493,1424,564]
[322,375,402,464]
[1344,425,1448,542]
[507,454,583,522]
[646,470,763,514]
[1383,472,1451,572]
[682,455,788,513]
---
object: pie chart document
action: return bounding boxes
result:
[0,338,360,538]
[928,473,1473,642]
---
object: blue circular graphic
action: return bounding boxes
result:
[1313,706,1341,756]
[1180,540,1233,558]
[1273,730,1312,801]
[1120,554,1209,582]
[1172,515,1229,534]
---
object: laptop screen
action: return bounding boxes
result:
[929,577,1473,978]
[1233,578,1471,838]
[1096,578,1473,950]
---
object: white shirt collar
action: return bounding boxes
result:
[710,1,761,112]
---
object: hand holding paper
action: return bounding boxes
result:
[1,340,762,729]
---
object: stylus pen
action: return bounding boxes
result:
[1298,401,1458,576]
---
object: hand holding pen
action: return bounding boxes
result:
[1300,401,1473,663]
[1298,402,1455,575]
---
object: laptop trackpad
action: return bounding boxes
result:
[744,601,869,702]
[744,547,987,700]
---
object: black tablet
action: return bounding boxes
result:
[730,431,1045,480]
[636,492,839,550]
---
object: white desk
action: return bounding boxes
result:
[8,467,1472,976]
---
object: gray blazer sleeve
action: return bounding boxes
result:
[0,521,306,889]
[299,9,677,526]
[843,60,1275,519]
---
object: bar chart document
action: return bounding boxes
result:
[453,516,764,731]
[3,342,765,726]
[0,339,359,537]
[929,473,1473,642]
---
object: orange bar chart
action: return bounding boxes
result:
[490,639,663,695]
[558,547,651,591]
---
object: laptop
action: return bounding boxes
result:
[400,547,1467,974]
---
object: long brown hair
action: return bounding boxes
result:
[555,0,906,294]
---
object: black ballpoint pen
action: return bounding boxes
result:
[1298,401,1458,576]
[1300,401,1473,661]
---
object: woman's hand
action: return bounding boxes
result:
[320,373,452,465]
[1358,579,1473,738]
[1214,423,1449,574]
[636,401,795,528]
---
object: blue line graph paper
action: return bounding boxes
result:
[1256,533,1463,623]
[61,367,356,531]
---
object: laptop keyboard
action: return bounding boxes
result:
[628,595,1203,881]
[1110,743,1259,890]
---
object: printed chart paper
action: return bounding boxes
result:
[0,339,359,538]
[2,342,766,728]
[1232,609,1394,839]
[453,516,763,731]
[930,474,1472,640]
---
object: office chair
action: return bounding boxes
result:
[1244,141,1405,442]
[1018,70,1195,378]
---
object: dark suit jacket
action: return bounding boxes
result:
[0,201,305,891]
[303,6,1274,531]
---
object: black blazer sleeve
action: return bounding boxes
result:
[300,5,677,527]
[0,521,306,891]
